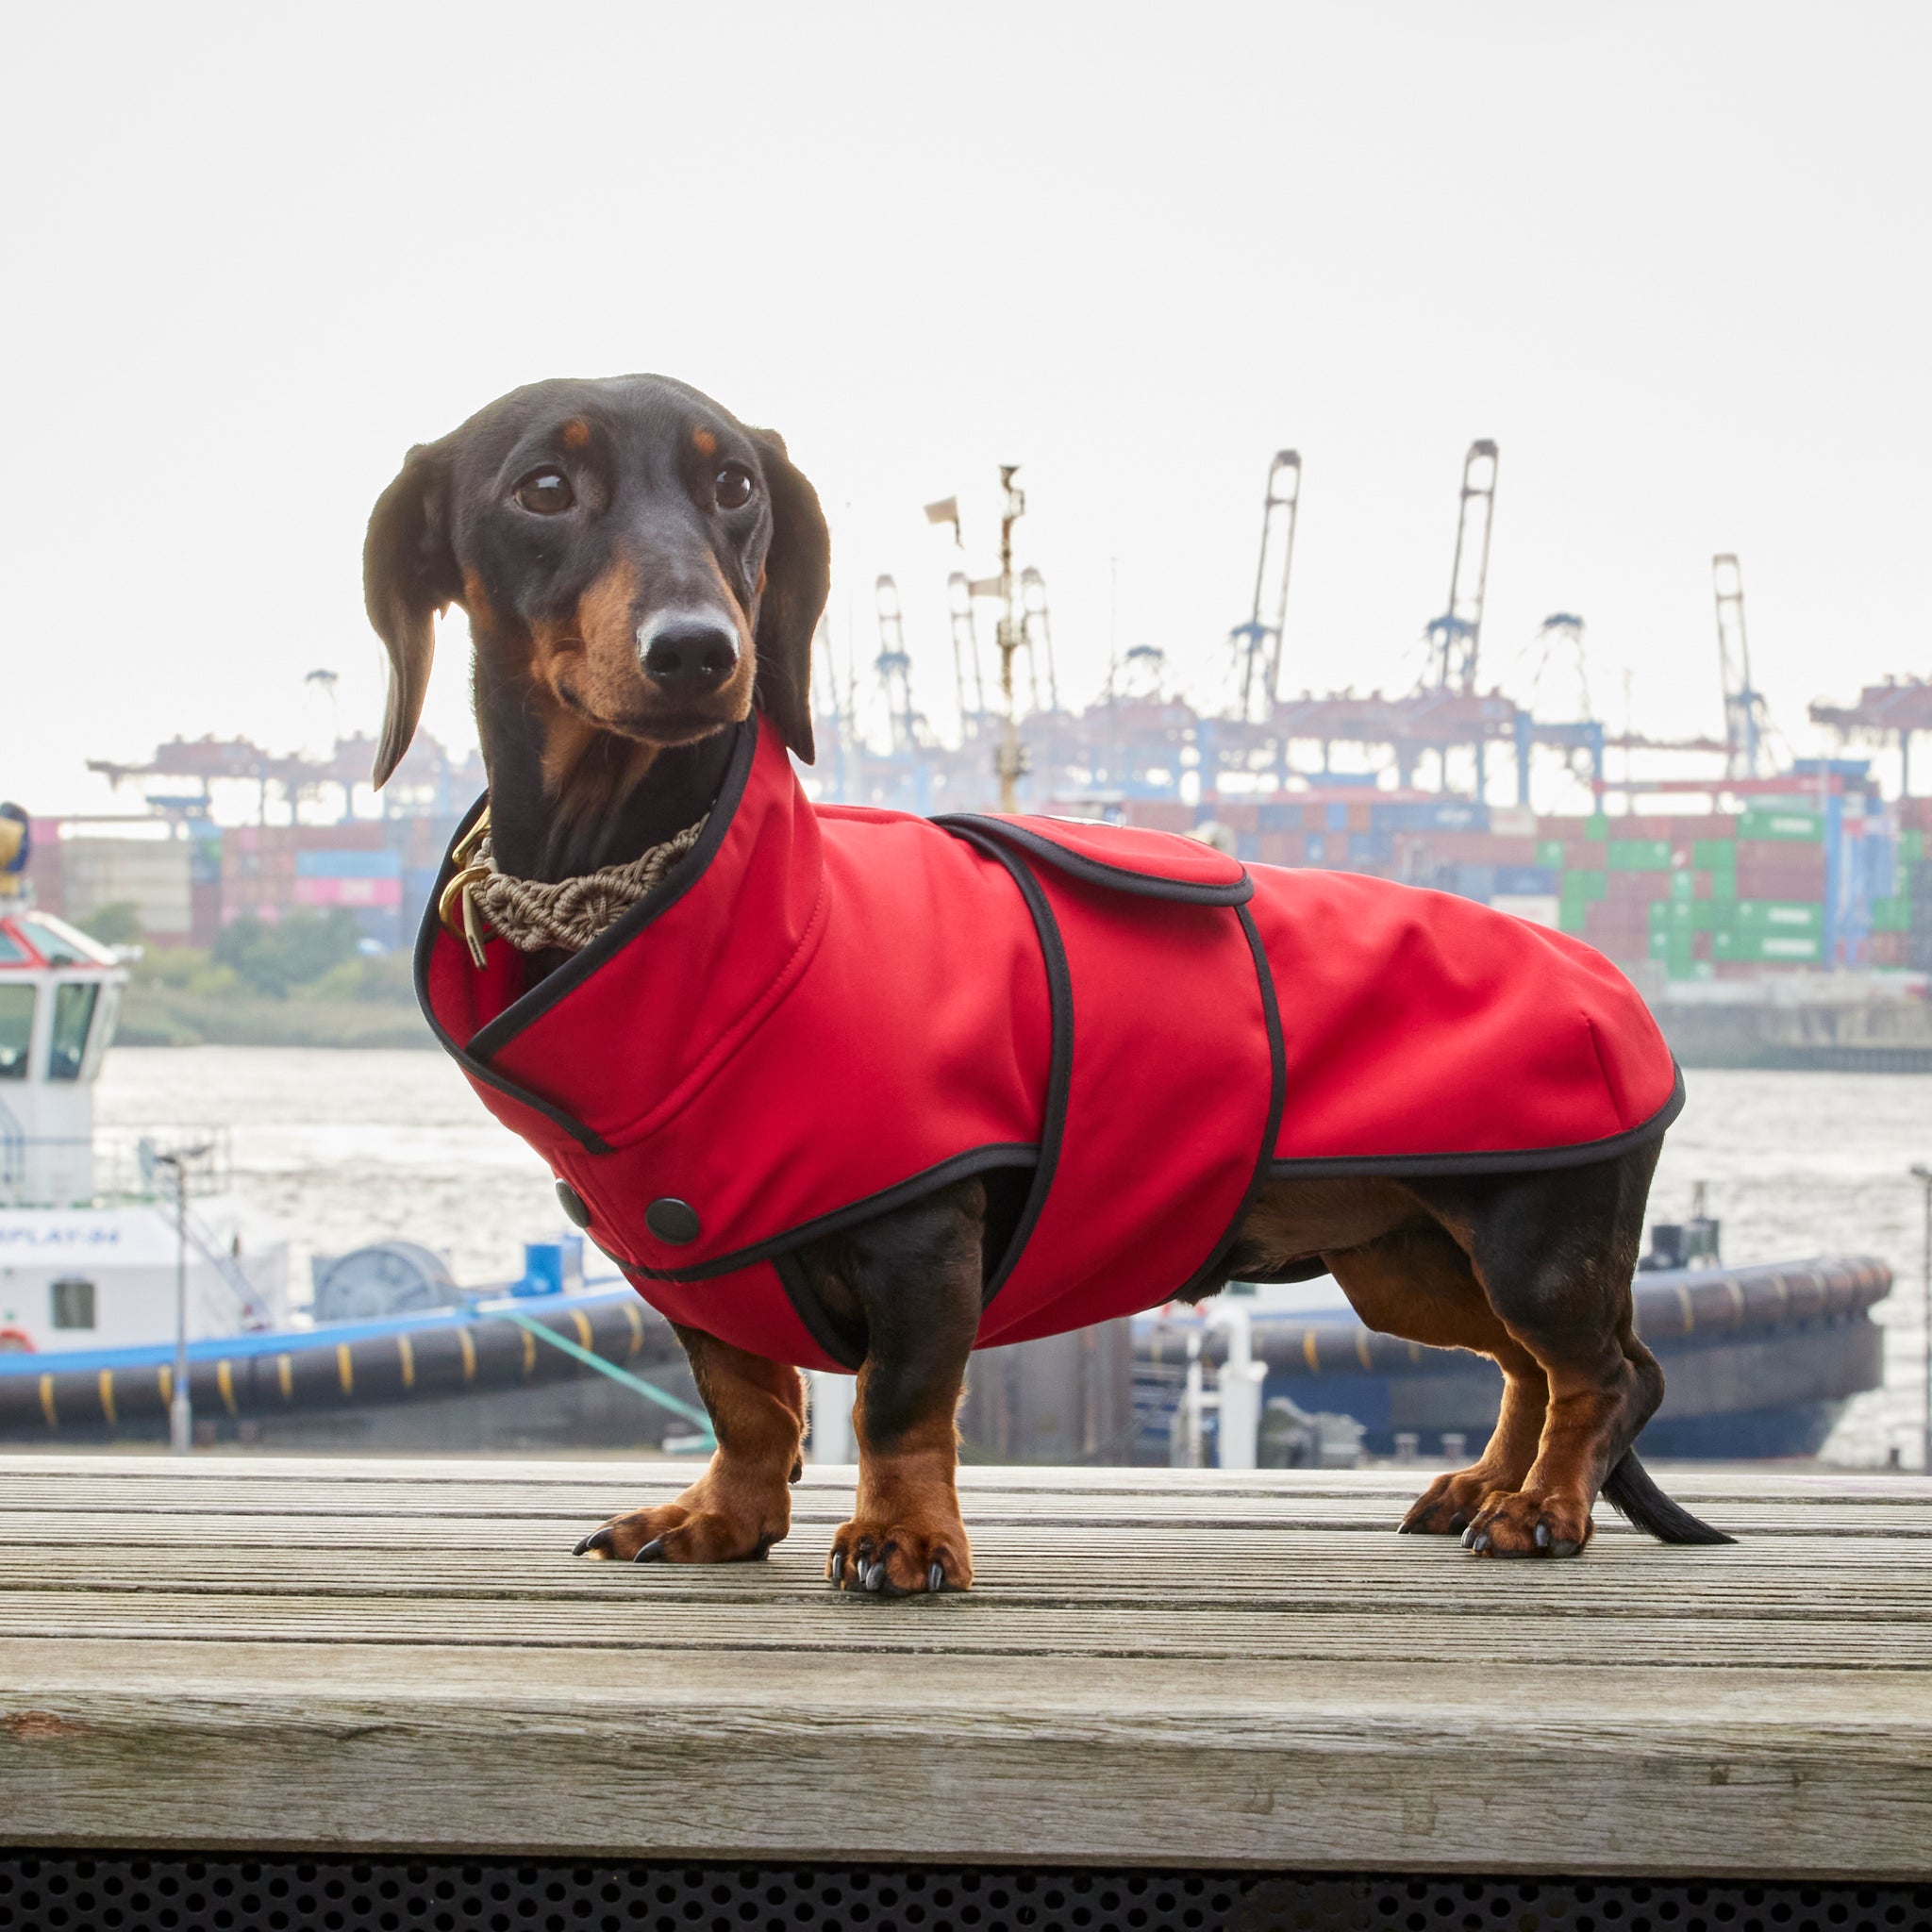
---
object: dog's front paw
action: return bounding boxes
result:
[1399,1467,1516,1537]
[574,1500,781,1565]
[826,1513,972,1596]
[1457,1488,1595,1559]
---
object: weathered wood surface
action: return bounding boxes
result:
[0,1455,1926,1878]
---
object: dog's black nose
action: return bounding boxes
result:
[641,623,740,695]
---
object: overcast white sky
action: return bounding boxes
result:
[5,2,1928,815]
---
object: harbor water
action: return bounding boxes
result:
[93,1046,1932,1468]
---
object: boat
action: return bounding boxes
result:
[0,891,289,1354]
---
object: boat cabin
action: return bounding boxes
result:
[0,905,125,1208]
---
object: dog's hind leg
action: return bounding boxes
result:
[572,1329,805,1563]
[1410,1141,1728,1556]
[1323,1224,1550,1538]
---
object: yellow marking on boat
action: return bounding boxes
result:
[623,1300,643,1356]
[97,1370,116,1427]
[458,1329,476,1384]
[1725,1277,1747,1327]
[277,1354,293,1401]
[38,1375,56,1431]
[1355,1331,1374,1372]
[336,1343,354,1398]
[216,1359,238,1416]
[1407,1341,1422,1363]
[397,1334,415,1391]
[158,1365,172,1406]
[571,1309,593,1350]
[521,1327,537,1377]
[1675,1285,1695,1336]
[1302,1328,1320,1374]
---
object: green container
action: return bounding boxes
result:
[1559,869,1608,904]
[1667,959,1716,983]
[1737,806,1823,842]
[1536,839,1566,867]
[1557,901,1590,935]
[1711,929,1824,963]
[1871,897,1911,933]
[1584,813,1610,841]
[1608,839,1673,871]
[1648,899,1693,930]
[1901,829,1925,862]
[1692,839,1738,871]
[1669,870,1696,901]
[1730,899,1824,934]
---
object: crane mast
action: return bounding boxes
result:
[1228,450,1301,721]
[1425,440,1499,692]
[946,571,988,737]
[873,575,921,755]
[1712,554,1771,779]
[1020,567,1059,715]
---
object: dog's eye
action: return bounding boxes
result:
[514,470,575,515]
[714,463,755,511]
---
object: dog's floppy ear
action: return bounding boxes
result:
[363,441,460,789]
[747,428,829,764]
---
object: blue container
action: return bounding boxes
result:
[1257,802,1304,832]
[1235,834,1260,862]
[1493,865,1558,896]
[1324,802,1349,831]
[297,849,404,880]
[515,1236,586,1297]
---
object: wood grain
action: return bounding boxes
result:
[0,1455,1926,1877]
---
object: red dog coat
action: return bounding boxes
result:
[419,717,1681,1371]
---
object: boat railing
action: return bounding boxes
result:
[0,1125,235,1208]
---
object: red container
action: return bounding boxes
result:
[1125,802,1195,835]
[1563,841,1608,869]
[1255,832,1305,865]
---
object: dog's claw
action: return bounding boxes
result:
[1535,1521,1551,1549]
[864,1559,886,1592]
[927,1560,945,1593]
[829,1552,845,1587]
[573,1528,612,1558]
[1460,1524,1477,1548]
[633,1538,666,1564]
[1472,1531,1491,1555]
[1550,1537,1580,1557]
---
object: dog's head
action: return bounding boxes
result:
[363,375,829,791]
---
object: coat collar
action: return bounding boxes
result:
[415,713,825,1151]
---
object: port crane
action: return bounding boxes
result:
[873,575,925,754]
[945,572,989,737]
[1424,441,1499,693]
[1712,554,1773,779]
[1020,568,1060,715]
[1227,451,1302,723]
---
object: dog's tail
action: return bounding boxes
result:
[1601,1451,1736,1545]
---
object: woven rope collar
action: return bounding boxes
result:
[441,812,708,958]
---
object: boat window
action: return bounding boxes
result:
[50,1279,96,1330]
[0,986,32,1080]
[48,983,98,1082]
[18,915,115,968]
[0,930,26,965]
[85,980,124,1078]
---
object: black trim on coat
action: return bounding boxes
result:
[938,824,1075,1309]
[628,1143,1041,1284]
[465,716,760,1063]
[770,1251,868,1371]
[932,813,1254,906]
[412,794,616,1155]
[1172,901,1290,1301]
[1262,1064,1688,1180]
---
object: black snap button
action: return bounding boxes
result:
[645,1197,702,1245]
[555,1180,591,1229]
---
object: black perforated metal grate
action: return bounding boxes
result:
[0,1856,1924,1932]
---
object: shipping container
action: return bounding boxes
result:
[1608,839,1674,871]
[1737,807,1823,842]
[294,849,404,881]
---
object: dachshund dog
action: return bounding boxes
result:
[364,374,1728,1592]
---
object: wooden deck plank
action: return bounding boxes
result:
[0,1457,1925,1878]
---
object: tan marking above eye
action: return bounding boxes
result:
[691,428,718,458]
[563,420,591,449]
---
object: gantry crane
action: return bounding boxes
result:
[1227,450,1302,722]
[874,575,924,755]
[1712,554,1773,779]
[1020,567,1060,715]
[1424,441,1499,693]
[946,572,989,736]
